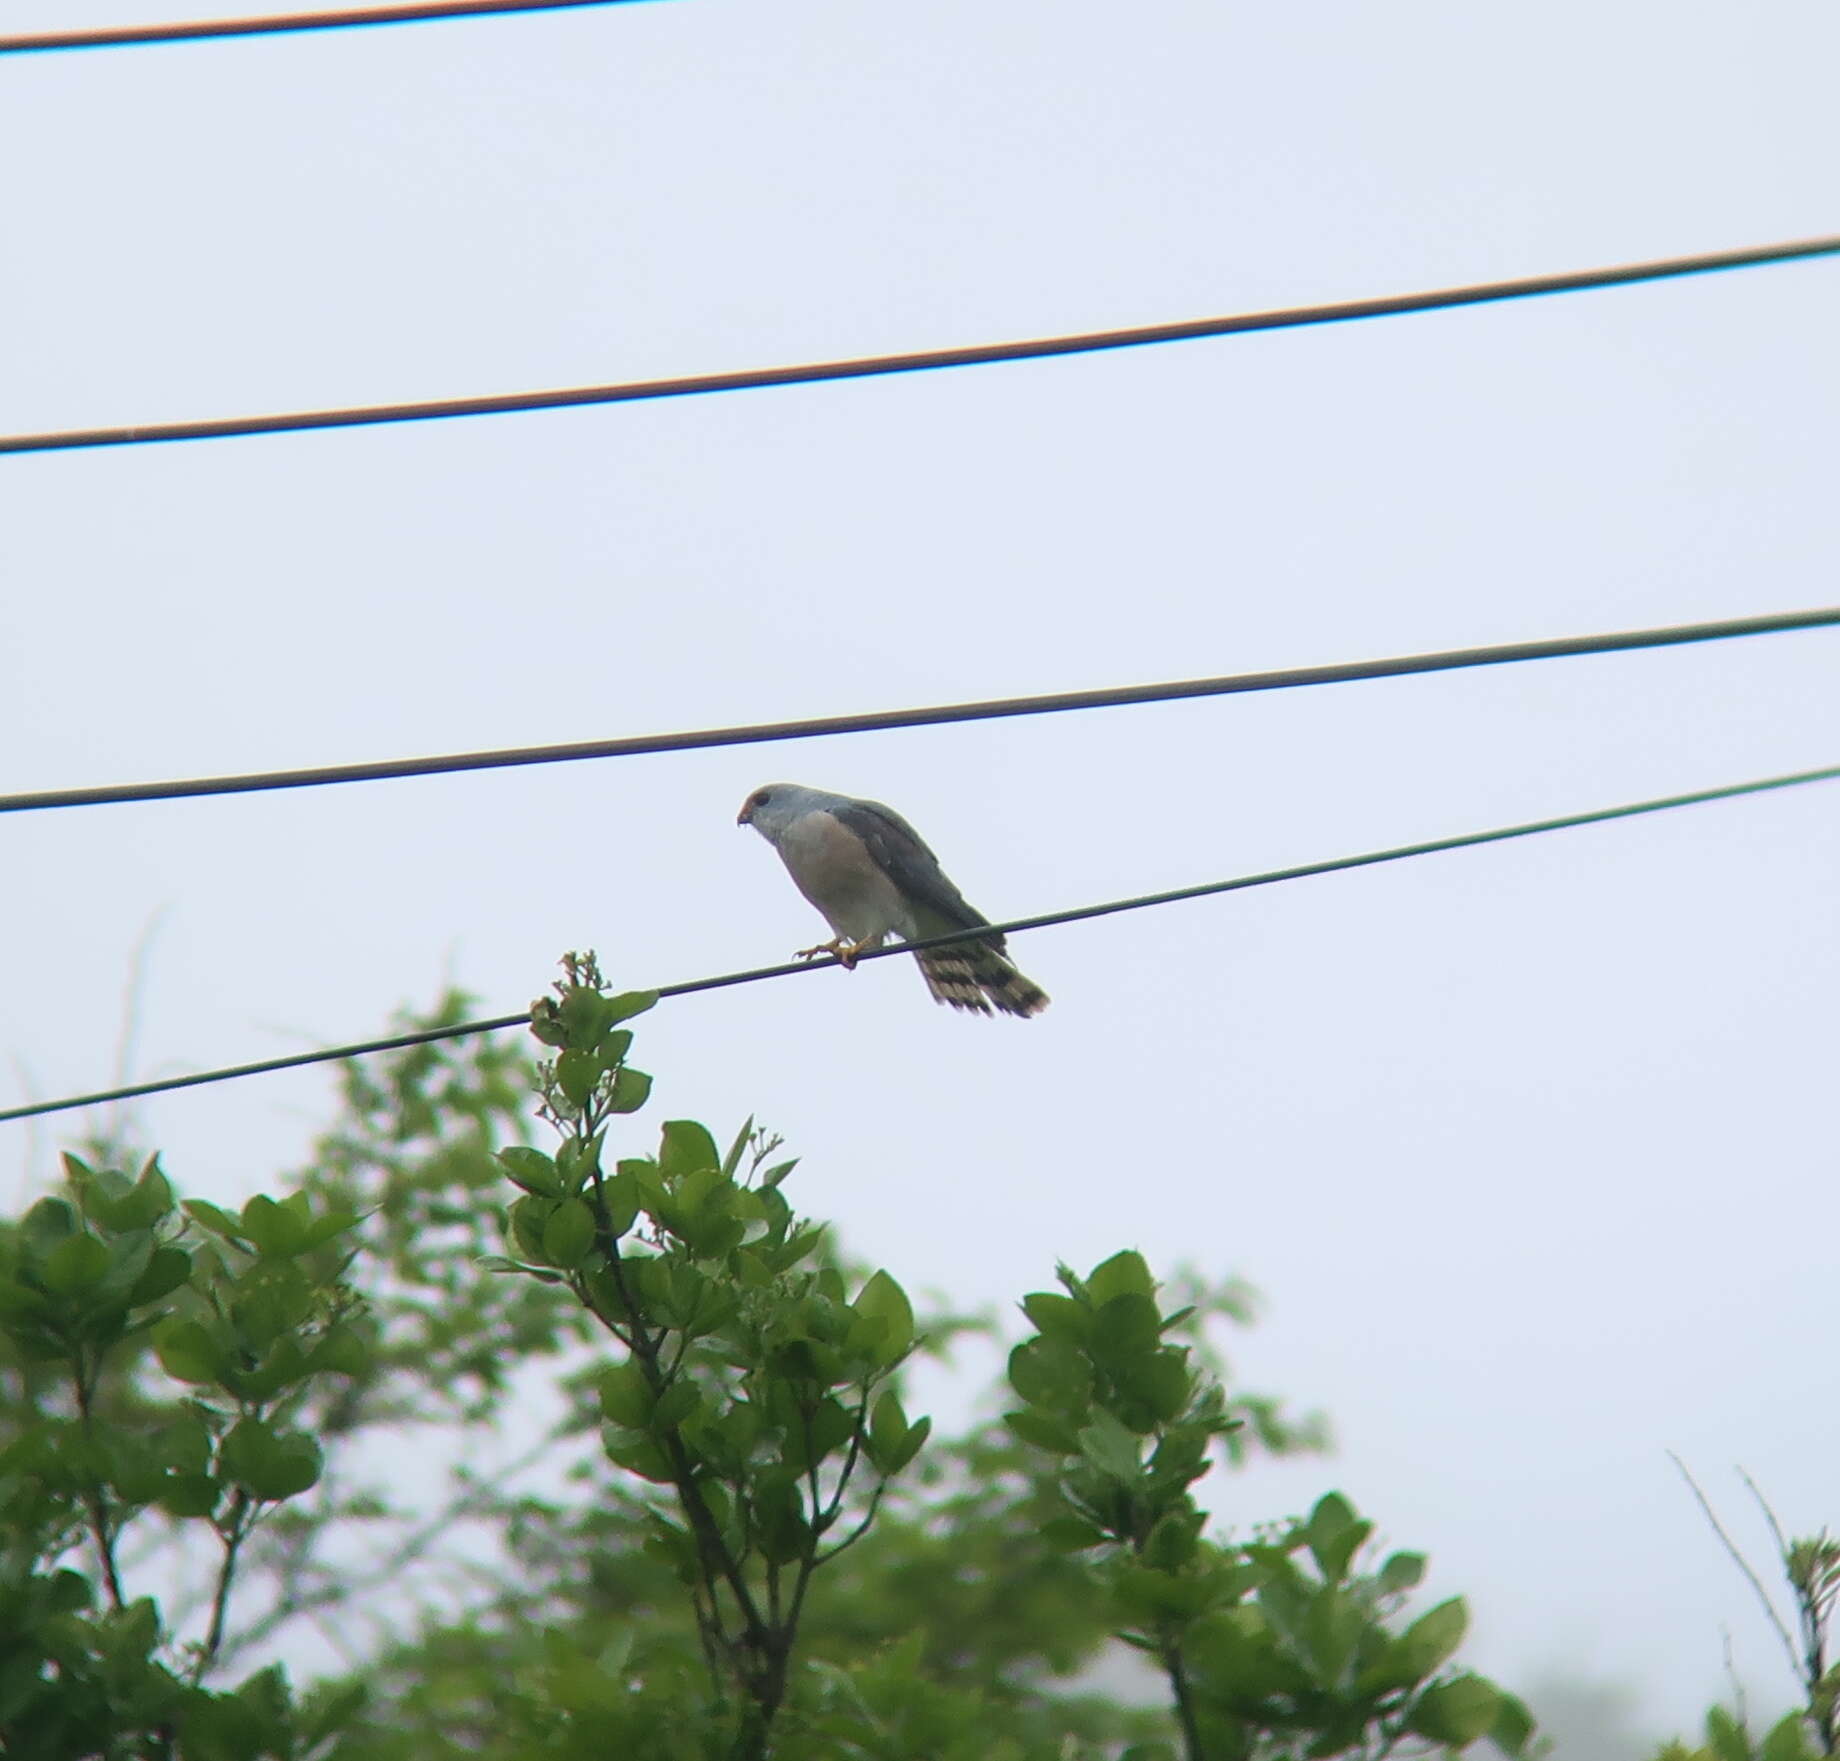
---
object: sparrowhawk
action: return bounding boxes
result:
[738,783,1049,1018]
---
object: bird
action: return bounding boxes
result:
[737,783,1049,1018]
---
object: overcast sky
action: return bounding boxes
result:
[4,0,1838,1741]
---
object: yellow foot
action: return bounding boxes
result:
[794,938,849,964]
[793,937,874,969]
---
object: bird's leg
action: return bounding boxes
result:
[792,935,881,969]
[794,937,851,963]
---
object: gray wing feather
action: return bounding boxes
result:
[832,800,1006,949]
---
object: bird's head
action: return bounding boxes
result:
[737,783,817,840]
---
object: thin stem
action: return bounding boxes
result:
[71,1347,126,1611]
[1669,1454,1802,1680]
[194,1490,253,1683]
[1160,1631,1204,1761]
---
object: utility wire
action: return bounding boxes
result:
[3,234,1835,456]
[0,1,646,54]
[4,607,1836,817]
[4,758,1834,1126]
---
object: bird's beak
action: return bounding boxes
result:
[736,800,753,827]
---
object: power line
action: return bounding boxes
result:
[4,607,1835,817]
[0,1,648,54]
[5,758,1834,1126]
[3,234,1835,456]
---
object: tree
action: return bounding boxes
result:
[1,954,1535,1760]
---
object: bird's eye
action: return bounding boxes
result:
[752,790,771,807]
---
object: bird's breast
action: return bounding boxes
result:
[778,811,915,942]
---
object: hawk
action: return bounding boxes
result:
[738,783,1049,1018]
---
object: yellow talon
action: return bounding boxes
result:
[793,937,874,969]
[794,938,848,963]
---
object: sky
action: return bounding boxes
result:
[3,0,1838,1743]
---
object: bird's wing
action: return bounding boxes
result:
[830,799,1005,947]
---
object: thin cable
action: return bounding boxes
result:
[3,234,1835,456]
[4,759,1834,1125]
[4,606,1836,816]
[0,1,648,53]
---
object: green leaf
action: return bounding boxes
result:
[498,1146,561,1197]
[89,1160,174,1232]
[783,1395,853,1471]
[1022,1291,1091,1341]
[183,1198,249,1243]
[1301,1584,1366,1683]
[128,1246,193,1307]
[651,1379,701,1431]
[542,1199,596,1269]
[1491,1691,1537,1757]
[154,1318,225,1385]
[1143,1508,1205,1572]
[852,1271,915,1368]
[1092,1291,1162,1359]
[1115,1348,1193,1425]
[556,1049,600,1108]
[608,1067,653,1114]
[160,1474,219,1518]
[158,1418,214,1475]
[1086,1249,1155,1305]
[1003,1407,1079,1454]
[1378,1550,1427,1594]
[1040,1516,1107,1552]
[599,1363,654,1428]
[220,1419,323,1500]
[41,1231,111,1293]
[302,1210,362,1249]
[1077,1409,1143,1484]
[1409,1674,1503,1747]
[659,1121,721,1179]
[312,1329,371,1375]
[1306,1492,1371,1584]
[752,1468,811,1564]
[21,1196,79,1254]
[590,1166,638,1240]
[239,1196,307,1258]
[1385,1598,1469,1685]
[601,1424,675,1483]
[1759,1712,1817,1761]
[870,1390,909,1455]
[598,1029,633,1068]
[605,990,658,1025]
[1706,1708,1754,1761]
[721,1117,755,1178]
[881,1415,929,1474]
[478,1254,567,1284]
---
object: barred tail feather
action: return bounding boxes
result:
[914,944,1050,1018]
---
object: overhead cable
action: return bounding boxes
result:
[2,234,1835,456]
[4,606,1836,817]
[0,1,647,54]
[4,758,1835,1126]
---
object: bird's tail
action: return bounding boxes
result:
[915,939,1049,1018]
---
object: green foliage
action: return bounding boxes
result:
[1,964,1543,1761]
[1006,1254,1532,1761]
[0,1146,368,1755]
[501,951,935,1757]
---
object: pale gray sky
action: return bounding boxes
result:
[3,0,1837,1740]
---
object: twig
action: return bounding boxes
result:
[194,1490,253,1683]
[71,1349,127,1610]
[1668,1454,1801,1679]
